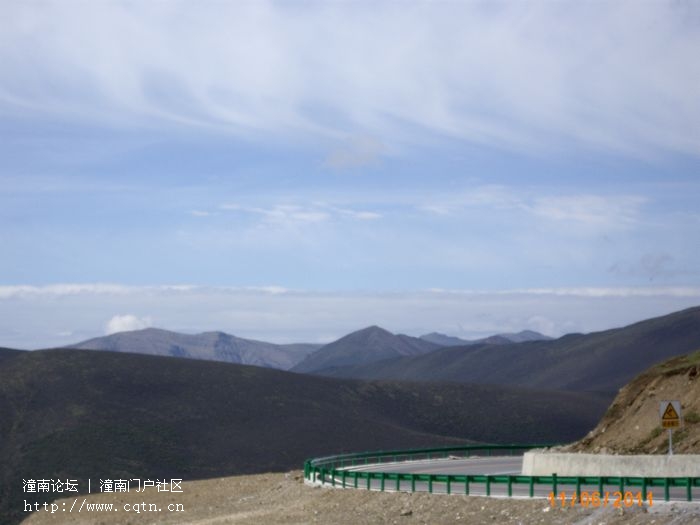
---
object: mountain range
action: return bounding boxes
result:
[64,326,551,371]
[50,306,700,393]
[309,306,700,393]
[419,329,551,347]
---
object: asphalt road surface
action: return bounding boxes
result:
[348,456,522,476]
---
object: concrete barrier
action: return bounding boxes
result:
[522,452,700,477]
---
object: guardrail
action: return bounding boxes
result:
[303,444,700,502]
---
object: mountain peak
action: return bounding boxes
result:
[292,326,438,374]
[348,325,394,338]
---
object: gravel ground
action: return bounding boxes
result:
[22,471,700,525]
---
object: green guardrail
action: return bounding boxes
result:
[303,444,700,503]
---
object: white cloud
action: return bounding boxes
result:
[1,1,698,157]
[105,314,153,335]
[416,186,647,233]
[528,195,646,229]
[0,283,196,300]
[220,202,381,227]
[0,283,133,299]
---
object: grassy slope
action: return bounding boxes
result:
[319,306,700,392]
[1,348,609,523]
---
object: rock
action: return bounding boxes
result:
[400,508,412,516]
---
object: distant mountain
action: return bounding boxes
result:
[291,325,439,374]
[419,330,551,347]
[0,347,610,524]
[317,306,700,393]
[500,330,553,343]
[419,332,471,346]
[0,347,24,363]
[68,328,320,370]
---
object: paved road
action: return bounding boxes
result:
[347,456,522,476]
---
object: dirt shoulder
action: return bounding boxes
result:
[21,471,700,525]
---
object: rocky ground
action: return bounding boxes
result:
[567,350,700,455]
[22,471,700,525]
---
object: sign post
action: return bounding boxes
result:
[660,400,682,456]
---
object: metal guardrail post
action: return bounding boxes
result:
[575,477,581,500]
[687,478,692,502]
[465,476,470,495]
[528,477,534,498]
[552,473,557,496]
[446,476,452,495]
[664,477,670,501]
[507,476,512,497]
[428,476,433,494]
[486,476,491,496]
[411,474,416,493]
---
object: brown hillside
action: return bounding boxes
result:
[567,349,700,454]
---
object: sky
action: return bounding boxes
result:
[1,1,699,349]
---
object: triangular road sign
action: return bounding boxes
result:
[662,403,679,420]
[660,400,681,429]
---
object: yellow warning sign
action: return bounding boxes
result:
[660,401,681,429]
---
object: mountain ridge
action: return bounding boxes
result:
[419,329,551,347]
[67,327,321,370]
[309,306,700,392]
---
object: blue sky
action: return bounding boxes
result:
[1,1,699,348]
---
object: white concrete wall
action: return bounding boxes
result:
[522,452,700,477]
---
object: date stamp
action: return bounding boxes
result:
[548,491,653,508]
